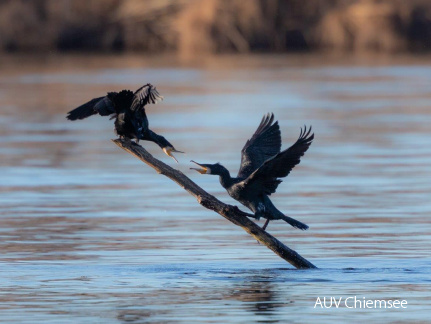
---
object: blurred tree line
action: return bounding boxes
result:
[1,0,430,56]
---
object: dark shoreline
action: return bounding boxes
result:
[1,0,431,55]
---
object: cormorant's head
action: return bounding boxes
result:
[158,137,184,163]
[190,161,226,175]
[162,146,184,163]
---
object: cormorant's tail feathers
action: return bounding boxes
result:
[279,215,309,230]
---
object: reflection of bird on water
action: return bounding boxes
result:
[191,113,313,230]
[66,84,183,162]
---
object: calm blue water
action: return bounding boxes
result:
[0,55,430,323]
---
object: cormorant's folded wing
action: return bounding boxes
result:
[237,113,281,179]
[131,84,163,111]
[66,95,116,120]
[243,126,314,195]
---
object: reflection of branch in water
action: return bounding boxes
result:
[113,139,317,269]
[115,289,196,323]
[117,308,167,324]
[228,282,280,315]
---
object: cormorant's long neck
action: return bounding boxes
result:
[146,130,168,149]
[218,168,233,189]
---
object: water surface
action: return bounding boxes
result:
[0,54,430,323]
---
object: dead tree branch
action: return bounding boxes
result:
[112,139,317,269]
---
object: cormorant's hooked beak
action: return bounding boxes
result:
[163,146,184,163]
[190,160,209,174]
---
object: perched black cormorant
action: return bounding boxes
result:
[66,84,183,162]
[191,113,313,230]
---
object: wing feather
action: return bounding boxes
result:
[131,84,163,111]
[237,113,281,179]
[66,96,105,120]
[94,96,116,116]
[66,92,118,120]
[244,126,314,194]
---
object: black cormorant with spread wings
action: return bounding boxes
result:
[66,84,183,162]
[191,113,313,230]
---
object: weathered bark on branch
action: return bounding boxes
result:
[112,138,317,269]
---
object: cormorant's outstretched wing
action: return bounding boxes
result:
[131,84,163,111]
[243,126,314,195]
[66,95,116,120]
[237,113,281,179]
